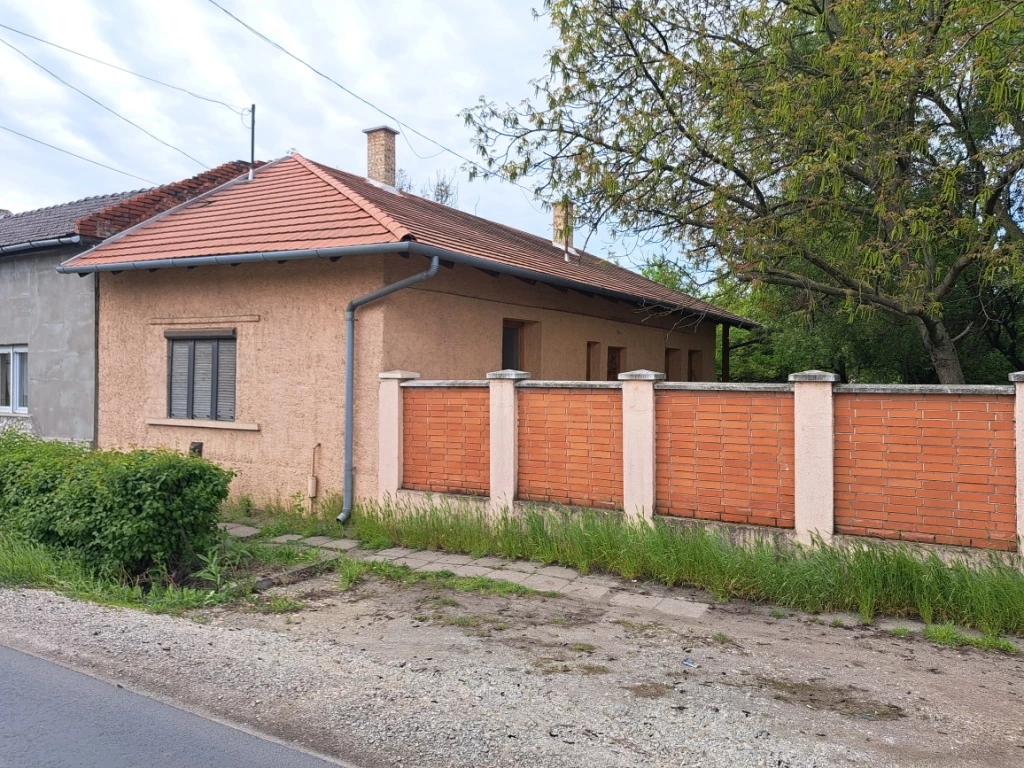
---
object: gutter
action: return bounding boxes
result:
[1,235,81,254]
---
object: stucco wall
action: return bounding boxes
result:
[96,252,719,506]
[97,257,387,504]
[0,247,96,442]
[380,256,718,380]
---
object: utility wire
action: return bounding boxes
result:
[0,124,157,184]
[204,0,532,194]
[0,37,209,168]
[0,23,247,114]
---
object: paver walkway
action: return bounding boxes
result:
[219,522,708,620]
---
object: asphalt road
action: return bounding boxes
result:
[0,644,350,768]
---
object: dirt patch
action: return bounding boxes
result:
[759,677,906,720]
[622,682,675,699]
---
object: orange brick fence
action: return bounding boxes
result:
[377,369,1024,552]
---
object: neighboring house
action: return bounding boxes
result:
[58,127,755,504]
[0,162,253,441]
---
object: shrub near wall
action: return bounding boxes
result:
[0,432,232,578]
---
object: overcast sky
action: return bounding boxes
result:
[0,0,564,244]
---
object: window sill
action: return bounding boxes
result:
[145,418,259,432]
[0,410,30,417]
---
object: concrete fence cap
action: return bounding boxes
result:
[487,369,532,380]
[379,370,421,380]
[1009,372,1024,382]
[788,370,840,383]
[618,369,667,381]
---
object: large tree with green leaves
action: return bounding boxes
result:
[465,0,1024,383]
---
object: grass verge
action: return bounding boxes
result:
[0,533,328,615]
[923,623,1019,654]
[347,500,1024,639]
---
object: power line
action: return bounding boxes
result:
[204,0,531,193]
[0,36,208,169]
[0,23,247,114]
[0,124,157,184]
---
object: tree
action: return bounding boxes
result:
[464,0,1024,382]
[394,168,460,207]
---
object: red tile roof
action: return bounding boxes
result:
[62,154,753,326]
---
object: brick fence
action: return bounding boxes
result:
[377,369,1024,552]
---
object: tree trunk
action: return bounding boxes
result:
[912,317,966,384]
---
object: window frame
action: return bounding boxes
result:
[0,345,28,415]
[165,333,236,422]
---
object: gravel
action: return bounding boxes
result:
[2,579,1021,767]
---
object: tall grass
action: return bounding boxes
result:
[351,500,1024,637]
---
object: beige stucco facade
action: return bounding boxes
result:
[97,253,720,505]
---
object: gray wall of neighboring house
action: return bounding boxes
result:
[0,246,95,442]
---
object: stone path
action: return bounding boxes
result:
[219,523,708,620]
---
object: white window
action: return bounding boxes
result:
[0,346,28,414]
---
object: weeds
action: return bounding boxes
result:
[889,626,911,638]
[250,596,306,614]
[334,557,540,597]
[923,624,1019,654]
[349,501,1024,638]
[712,632,732,644]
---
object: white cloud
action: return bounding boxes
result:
[0,0,557,240]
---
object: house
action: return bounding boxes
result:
[0,162,254,441]
[57,127,755,508]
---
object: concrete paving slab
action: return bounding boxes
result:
[318,539,359,551]
[411,562,456,574]
[270,535,305,544]
[536,565,579,581]
[561,582,611,601]
[487,570,532,585]
[217,523,238,531]
[300,536,335,547]
[502,561,540,573]
[226,525,260,538]
[376,548,415,560]
[654,598,708,620]
[469,557,508,569]
[449,565,499,579]
[609,593,664,611]
[520,574,571,593]
[392,556,433,568]
[433,553,473,566]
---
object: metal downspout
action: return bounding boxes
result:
[337,252,440,523]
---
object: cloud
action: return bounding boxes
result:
[0,0,558,241]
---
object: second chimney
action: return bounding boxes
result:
[552,200,574,250]
[363,125,399,187]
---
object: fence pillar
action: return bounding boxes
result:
[377,370,420,502]
[486,369,531,514]
[1010,373,1024,550]
[789,370,839,544]
[619,370,665,523]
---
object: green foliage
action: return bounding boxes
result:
[338,556,539,597]
[466,0,1024,383]
[352,500,1024,637]
[0,432,232,578]
[923,623,1019,654]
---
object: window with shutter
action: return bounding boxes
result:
[166,334,236,421]
[217,340,236,421]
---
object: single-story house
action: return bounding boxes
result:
[57,127,754,508]
[0,162,252,441]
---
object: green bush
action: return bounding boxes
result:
[0,431,232,578]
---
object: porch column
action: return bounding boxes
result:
[619,369,665,523]
[1010,372,1024,549]
[486,369,531,515]
[377,370,420,502]
[789,370,839,544]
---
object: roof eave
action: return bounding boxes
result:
[55,240,758,328]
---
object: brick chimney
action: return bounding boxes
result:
[363,126,399,187]
[552,200,573,249]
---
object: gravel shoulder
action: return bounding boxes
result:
[2,574,1022,768]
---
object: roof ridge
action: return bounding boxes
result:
[289,153,411,242]
[2,189,146,220]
